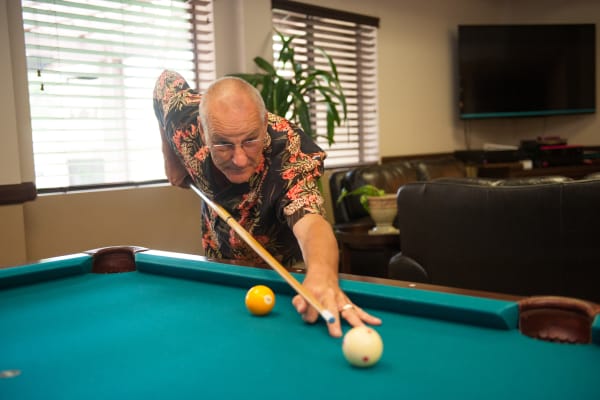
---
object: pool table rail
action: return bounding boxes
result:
[2,246,599,345]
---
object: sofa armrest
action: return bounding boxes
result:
[412,157,467,180]
[388,253,430,283]
[328,168,352,224]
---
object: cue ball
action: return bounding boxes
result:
[245,285,276,316]
[342,326,383,367]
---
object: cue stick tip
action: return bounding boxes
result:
[322,310,335,324]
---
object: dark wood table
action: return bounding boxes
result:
[334,225,400,277]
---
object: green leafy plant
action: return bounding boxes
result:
[336,184,386,212]
[230,30,347,146]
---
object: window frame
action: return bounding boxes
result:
[22,0,215,193]
[271,0,380,168]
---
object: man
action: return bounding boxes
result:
[153,70,381,337]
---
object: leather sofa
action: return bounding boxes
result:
[388,175,600,303]
[329,156,466,228]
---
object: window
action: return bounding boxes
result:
[271,0,380,167]
[21,0,215,191]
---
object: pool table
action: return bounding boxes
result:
[1,247,599,400]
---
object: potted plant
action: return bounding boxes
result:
[336,184,385,212]
[230,30,347,146]
[337,185,399,235]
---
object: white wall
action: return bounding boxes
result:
[286,0,600,155]
[213,0,273,76]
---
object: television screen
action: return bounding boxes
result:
[458,24,596,119]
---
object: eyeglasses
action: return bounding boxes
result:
[209,137,264,156]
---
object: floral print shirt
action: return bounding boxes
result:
[153,70,327,267]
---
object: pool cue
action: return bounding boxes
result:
[189,183,335,324]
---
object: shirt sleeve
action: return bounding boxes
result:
[267,114,328,228]
[152,70,207,185]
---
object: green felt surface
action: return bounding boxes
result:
[1,251,599,400]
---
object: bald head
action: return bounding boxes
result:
[199,76,267,132]
[198,76,269,184]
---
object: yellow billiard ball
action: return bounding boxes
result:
[342,326,384,367]
[245,285,276,316]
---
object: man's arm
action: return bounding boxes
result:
[153,70,199,188]
[292,213,382,337]
[159,126,191,187]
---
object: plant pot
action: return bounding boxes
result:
[366,194,399,235]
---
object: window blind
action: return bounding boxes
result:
[271,1,380,167]
[22,0,215,190]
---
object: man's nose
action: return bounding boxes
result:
[231,145,248,166]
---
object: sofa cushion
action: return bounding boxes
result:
[392,178,600,302]
[328,156,467,226]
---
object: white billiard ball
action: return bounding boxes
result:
[342,326,383,367]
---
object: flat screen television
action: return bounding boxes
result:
[458,24,596,119]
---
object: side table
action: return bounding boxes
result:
[334,225,400,278]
